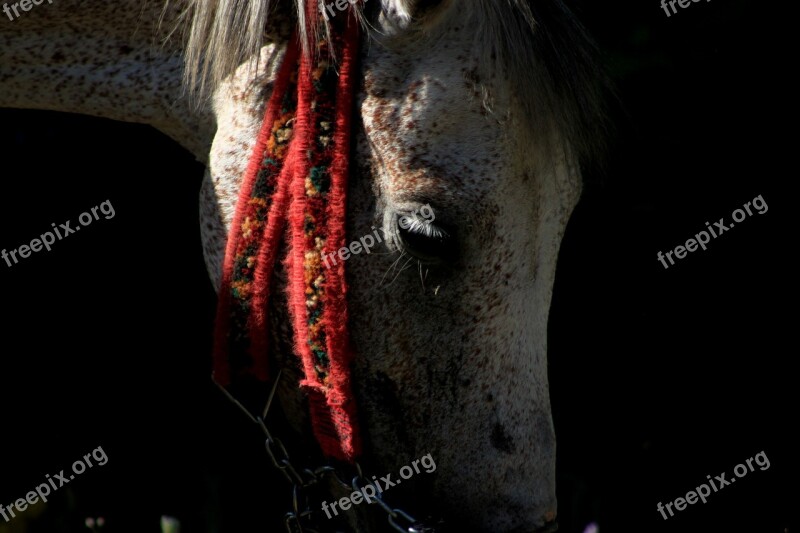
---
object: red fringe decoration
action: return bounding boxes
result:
[212,4,362,461]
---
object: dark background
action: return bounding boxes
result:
[0,0,795,532]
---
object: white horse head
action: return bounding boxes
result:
[188,1,606,530]
[0,0,606,530]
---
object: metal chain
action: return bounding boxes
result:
[214,372,436,533]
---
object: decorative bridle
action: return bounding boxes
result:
[213,0,362,461]
[211,1,438,530]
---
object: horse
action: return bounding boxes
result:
[0,0,606,530]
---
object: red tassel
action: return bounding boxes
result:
[213,6,363,461]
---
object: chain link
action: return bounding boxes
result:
[215,374,436,533]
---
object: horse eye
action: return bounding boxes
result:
[395,214,457,263]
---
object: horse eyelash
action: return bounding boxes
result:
[403,218,447,239]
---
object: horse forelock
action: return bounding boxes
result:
[176,0,359,98]
[179,0,607,168]
[178,0,606,171]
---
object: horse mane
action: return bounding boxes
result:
[176,0,608,168]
